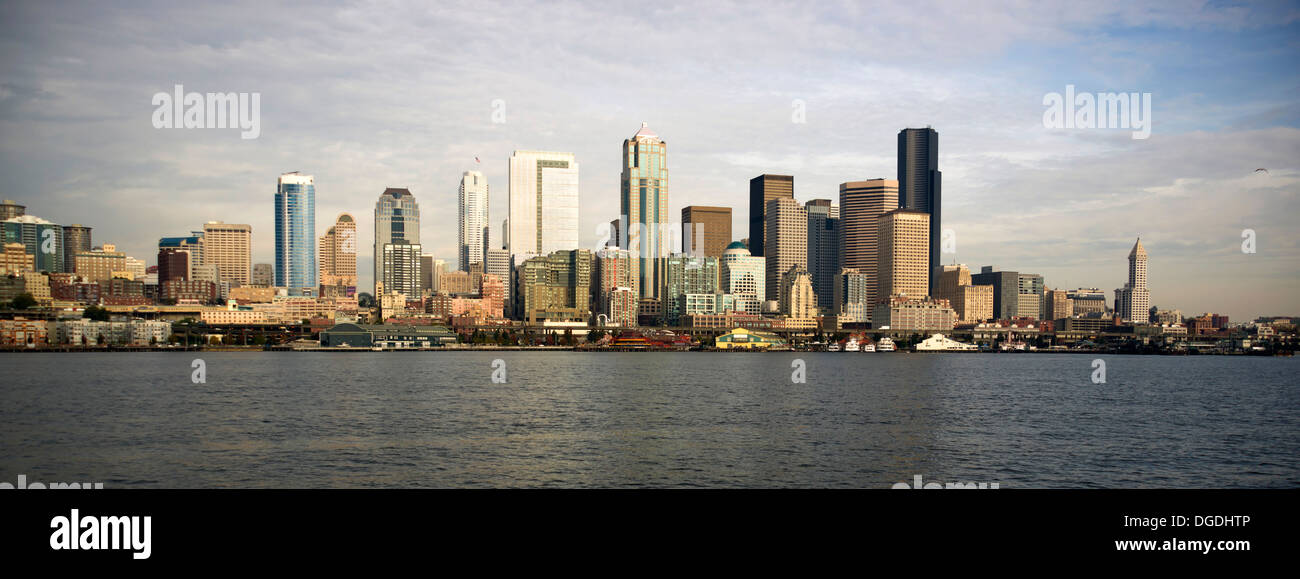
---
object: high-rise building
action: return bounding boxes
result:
[514,249,593,323]
[763,196,807,302]
[74,245,126,283]
[252,263,274,286]
[720,241,764,313]
[275,172,317,295]
[663,254,719,325]
[2,215,64,273]
[319,213,357,294]
[748,174,793,258]
[157,247,191,285]
[485,248,511,311]
[621,123,668,300]
[62,224,92,274]
[877,209,930,300]
[840,179,899,312]
[1068,288,1107,315]
[508,150,579,263]
[681,206,731,259]
[202,221,252,286]
[898,128,941,294]
[1017,273,1045,319]
[595,247,634,321]
[935,264,993,323]
[381,242,422,298]
[779,267,817,318]
[0,242,34,275]
[1115,238,1150,324]
[0,200,25,221]
[458,171,489,271]
[805,199,840,313]
[972,266,1021,320]
[1044,288,1074,321]
[833,268,871,323]
[374,188,420,295]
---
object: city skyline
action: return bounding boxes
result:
[1,1,1297,320]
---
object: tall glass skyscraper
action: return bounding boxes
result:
[275,172,317,295]
[458,171,489,271]
[898,127,941,294]
[374,188,420,295]
[621,122,668,300]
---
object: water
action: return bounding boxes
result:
[0,352,1296,488]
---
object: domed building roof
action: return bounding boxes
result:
[723,241,751,256]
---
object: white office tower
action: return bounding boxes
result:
[458,171,489,271]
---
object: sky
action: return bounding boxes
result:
[1,0,1297,320]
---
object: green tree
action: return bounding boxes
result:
[11,293,37,310]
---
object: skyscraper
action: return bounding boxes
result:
[274,172,316,295]
[374,188,420,295]
[877,209,930,300]
[720,241,764,314]
[780,267,817,319]
[681,206,731,259]
[319,213,357,293]
[1115,238,1150,324]
[508,150,579,263]
[748,174,793,258]
[935,264,993,323]
[805,199,840,313]
[2,215,63,273]
[381,241,422,298]
[839,179,899,311]
[62,224,92,274]
[763,196,807,302]
[833,268,871,323]
[898,128,941,294]
[458,171,489,271]
[202,221,252,285]
[971,266,1020,320]
[663,254,718,325]
[621,123,668,300]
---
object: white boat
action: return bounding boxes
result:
[876,337,896,352]
[826,342,841,352]
[861,342,876,352]
[915,333,978,351]
[1000,341,1027,351]
[844,337,860,352]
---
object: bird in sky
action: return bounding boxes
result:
[1254,168,1268,174]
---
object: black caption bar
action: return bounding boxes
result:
[2,490,1291,568]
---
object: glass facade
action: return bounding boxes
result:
[275,173,317,295]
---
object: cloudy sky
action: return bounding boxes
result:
[2,0,1297,320]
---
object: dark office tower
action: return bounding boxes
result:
[748,174,793,258]
[898,127,941,294]
[804,199,839,313]
[62,224,92,273]
[681,206,732,258]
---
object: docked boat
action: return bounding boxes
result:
[844,337,860,352]
[826,342,841,352]
[915,333,978,351]
[876,337,896,352]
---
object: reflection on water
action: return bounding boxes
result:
[0,352,1296,488]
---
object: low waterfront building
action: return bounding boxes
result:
[715,327,786,350]
[872,295,956,331]
[0,318,48,346]
[319,323,456,348]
